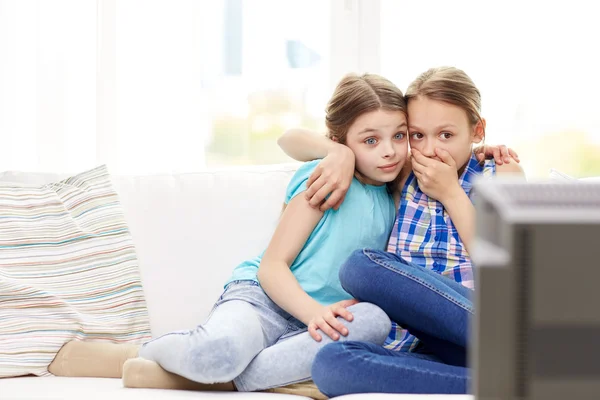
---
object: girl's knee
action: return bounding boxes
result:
[142,332,249,383]
[339,249,373,291]
[347,302,391,344]
[312,343,341,372]
[311,343,344,396]
[186,336,248,382]
[340,249,394,300]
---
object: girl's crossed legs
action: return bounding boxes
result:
[312,249,474,396]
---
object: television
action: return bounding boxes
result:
[471,179,600,400]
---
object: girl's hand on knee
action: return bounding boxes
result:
[307,299,359,342]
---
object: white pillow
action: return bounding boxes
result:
[549,168,578,182]
[0,165,151,377]
[549,169,600,182]
[580,176,600,182]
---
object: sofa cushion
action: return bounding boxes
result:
[0,165,151,378]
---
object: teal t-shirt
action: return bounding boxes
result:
[225,160,396,305]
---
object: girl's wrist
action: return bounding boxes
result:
[328,142,355,167]
[326,141,346,155]
[441,183,465,206]
[298,302,326,326]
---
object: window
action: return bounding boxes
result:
[2,0,598,176]
[381,0,600,178]
[1,0,333,173]
[115,0,331,172]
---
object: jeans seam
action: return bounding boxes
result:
[257,376,313,392]
[363,249,474,314]
[341,343,468,380]
[235,375,312,393]
[235,372,313,392]
[233,376,248,392]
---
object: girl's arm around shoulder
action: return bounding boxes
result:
[279,128,356,212]
[277,128,335,162]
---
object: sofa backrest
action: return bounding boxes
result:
[3,165,600,338]
[0,163,299,337]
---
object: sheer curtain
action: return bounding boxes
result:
[0,0,207,174]
[0,0,338,174]
[0,0,97,173]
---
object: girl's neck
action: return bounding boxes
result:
[458,150,481,177]
[457,163,469,178]
[354,170,385,187]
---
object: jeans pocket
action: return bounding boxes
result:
[221,280,260,300]
[141,328,192,347]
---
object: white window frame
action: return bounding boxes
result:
[329,0,381,86]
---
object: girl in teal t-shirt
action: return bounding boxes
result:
[135,73,409,392]
[50,73,411,394]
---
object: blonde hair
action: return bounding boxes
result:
[325,73,407,144]
[405,66,484,134]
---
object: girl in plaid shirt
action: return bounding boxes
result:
[278,66,524,396]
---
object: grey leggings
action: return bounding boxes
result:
[139,280,391,391]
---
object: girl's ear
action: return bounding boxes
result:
[472,118,486,144]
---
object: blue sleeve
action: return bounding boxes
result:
[285,160,321,204]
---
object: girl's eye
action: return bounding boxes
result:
[365,138,377,145]
[411,133,423,139]
[440,132,452,139]
[394,132,405,140]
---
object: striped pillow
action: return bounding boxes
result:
[0,165,151,377]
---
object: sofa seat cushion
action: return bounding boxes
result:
[0,376,474,399]
[0,376,312,399]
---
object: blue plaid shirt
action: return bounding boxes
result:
[384,152,496,351]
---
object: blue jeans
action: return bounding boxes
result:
[139,280,391,391]
[312,249,473,396]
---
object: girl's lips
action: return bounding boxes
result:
[379,162,399,170]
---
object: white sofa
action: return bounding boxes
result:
[0,163,476,399]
